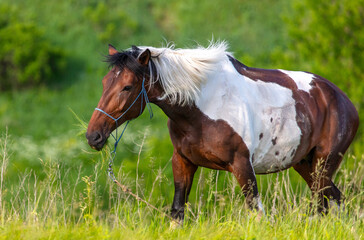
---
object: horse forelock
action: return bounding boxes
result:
[138,41,231,106]
[104,47,145,77]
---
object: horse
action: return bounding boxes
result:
[86,42,359,222]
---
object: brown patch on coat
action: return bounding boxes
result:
[291,149,296,157]
[259,133,263,140]
[272,137,277,145]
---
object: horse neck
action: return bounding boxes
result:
[148,81,199,125]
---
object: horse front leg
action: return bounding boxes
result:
[229,156,264,215]
[171,150,197,225]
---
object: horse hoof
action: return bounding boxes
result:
[327,200,345,216]
[248,209,265,222]
[170,219,182,229]
[256,210,265,221]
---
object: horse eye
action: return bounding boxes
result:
[123,86,132,91]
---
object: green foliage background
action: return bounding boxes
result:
[0,5,66,90]
[0,0,363,237]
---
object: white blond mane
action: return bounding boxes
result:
[138,41,230,106]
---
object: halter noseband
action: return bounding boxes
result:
[94,75,153,181]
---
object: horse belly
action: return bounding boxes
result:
[251,126,301,174]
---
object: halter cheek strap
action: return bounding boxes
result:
[94,75,153,181]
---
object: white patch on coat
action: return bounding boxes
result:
[329,200,344,213]
[256,197,265,214]
[196,57,302,174]
[279,69,314,92]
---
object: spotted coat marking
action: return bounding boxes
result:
[196,57,308,173]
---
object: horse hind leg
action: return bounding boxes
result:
[293,146,347,214]
[294,92,359,214]
[309,150,344,213]
[294,113,359,214]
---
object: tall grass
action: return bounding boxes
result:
[0,131,363,239]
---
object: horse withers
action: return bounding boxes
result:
[86,42,359,222]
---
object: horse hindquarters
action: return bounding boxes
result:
[294,81,359,213]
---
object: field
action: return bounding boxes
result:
[0,0,363,239]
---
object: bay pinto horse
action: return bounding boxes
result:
[86,42,359,222]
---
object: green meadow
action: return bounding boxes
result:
[0,0,363,239]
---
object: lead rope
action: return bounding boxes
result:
[95,75,174,221]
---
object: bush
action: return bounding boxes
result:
[83,2,139,44]
[0,4,66,90]
[286,0,364,93]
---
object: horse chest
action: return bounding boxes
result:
[195,60,303,173]
[169,120,239,170]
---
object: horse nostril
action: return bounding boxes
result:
[92,132,102,143]
[87,131,103,145]
[86,131,107,151]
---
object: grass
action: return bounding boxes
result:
[0,131,363,239]
[1,0,363,238]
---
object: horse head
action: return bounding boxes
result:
[86,45,151,151]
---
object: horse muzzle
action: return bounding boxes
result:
[86,131,107,151]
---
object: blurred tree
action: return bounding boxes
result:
[287,0,364,93]
[83,2,140,44]
[150,0,288,64]
[0,4,66,90]
[272,0,364,153]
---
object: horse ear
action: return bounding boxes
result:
[137,49,151,66]
[108,44,118,55]
[132,45,140,51]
